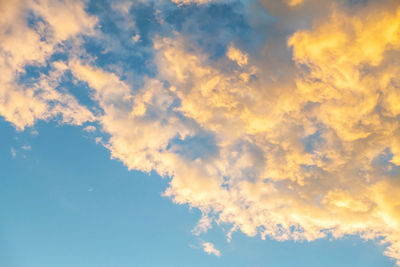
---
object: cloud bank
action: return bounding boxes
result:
[1,0,400,264]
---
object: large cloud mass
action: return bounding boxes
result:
[1,0,400,265]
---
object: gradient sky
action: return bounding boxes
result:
[0,0,400,266]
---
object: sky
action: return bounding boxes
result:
[0,0,399,266]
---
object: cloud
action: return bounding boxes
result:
[226,43,248,67]
[202,241,221,257]
[171,0,214,5]
[0,0,96,130]
[21,145,31,151]
[70,12,400,262]
[10,147,16,158]
[287,0,304,6]
[192,214,213,235]
[2,0,400,265]
[84,125,97,132]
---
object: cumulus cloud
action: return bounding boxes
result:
[2,0,400,265]
[69,22,400,264]
[66,2,400,263]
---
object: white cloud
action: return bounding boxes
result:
[30,130,39,136]
[84,125,97,132]
[10,147,16,158]
[202,241,221,257]
[0,0,96,130]
[21,145,31,151]
[192,214,213,236]
[132,34,141,43]
[171,0,214,5]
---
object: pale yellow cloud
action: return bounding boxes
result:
[69,60,193,175]
[226,44,248,67]
[69,18,400,264]
[202,241,221,257]
[84,125,97,132]
[0,0,96,130]
[122,4,400,263]
[31,0,97,41]
[286,0,304,7]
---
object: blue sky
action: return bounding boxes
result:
[0,119,392,266]
[1,0,400,266]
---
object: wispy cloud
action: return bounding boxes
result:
[84,125,96,132]
[21,145,31,151]
[10,147,16,158]
[202,241,221,257]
